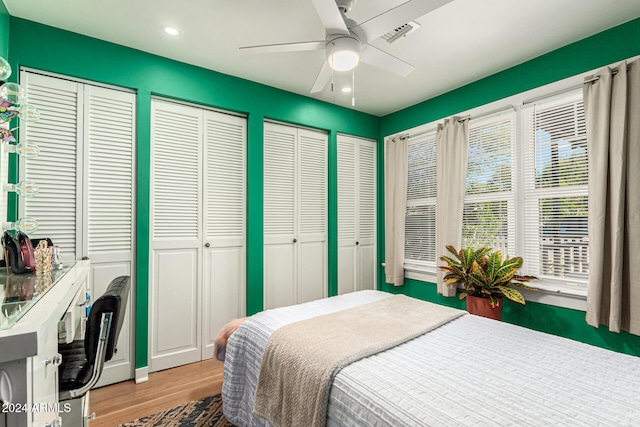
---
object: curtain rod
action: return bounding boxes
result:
[457,104,516,122]
[393,105,516,141]
[583,65,631,84]
[522,84,582,106]
[390,134,410,143]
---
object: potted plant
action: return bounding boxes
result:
[439,245,538,320]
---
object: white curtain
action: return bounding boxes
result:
[436,117,469,296]
[384,136,408,286]
[584,58,640,335]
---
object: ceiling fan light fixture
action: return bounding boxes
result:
[327,36,360,72]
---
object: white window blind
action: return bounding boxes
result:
[405,131,437,267]
[462,113,516,255]
[523,90,588,290]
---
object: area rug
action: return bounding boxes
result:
[117,393,236,427]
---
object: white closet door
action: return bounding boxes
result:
[263,123,297,309]
[296,128,327,303]
[202,110,246,359]
[20,72,137,386]
[19,72,82,261]
[357,139,377,291]
[337,135,376,294]
[84,85,136,386]
[337,135,358,295]
[150,100,202,372]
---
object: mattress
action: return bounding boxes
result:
[222,290,640,426]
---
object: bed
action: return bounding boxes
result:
[221,290,640,426]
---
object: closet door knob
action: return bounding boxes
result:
[356,241,359,245]
[204,242,211,248]
[293,239,297,243]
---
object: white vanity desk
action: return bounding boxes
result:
[0,260,90,427]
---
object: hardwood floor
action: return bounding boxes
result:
[89,358,225,427]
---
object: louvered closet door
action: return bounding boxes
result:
[150,100,202,371]
[337,135,376,294]
[297,128,327,303]
[20,73,82,261]
[20,72,136,386]
[84,85,136,386]
[264,123,297,309]
[357,139,377,291]
[202,110,246,359]
[337,135,358,295]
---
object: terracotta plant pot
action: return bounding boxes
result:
[465,295,502,321]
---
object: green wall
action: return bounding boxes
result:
[0,1,8,59]
[7,17,380,370]
[379,17,640,357]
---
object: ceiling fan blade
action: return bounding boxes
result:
[360,44,414,77]
[311,61,333,93]
[240,40,325,54]
[351,0,453,43]
[311,0,349,35]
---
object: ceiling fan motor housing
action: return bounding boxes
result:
[336,0,357,14]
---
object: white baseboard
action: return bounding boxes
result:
[135,367,149,384]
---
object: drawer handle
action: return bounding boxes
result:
[77,292,91,307]
[45,353,62,368]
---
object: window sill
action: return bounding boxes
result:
[384,264,588,312]
[402,262,438,283]
[518,283,587,311]
[381,262,438,283]
[404,268,437,284]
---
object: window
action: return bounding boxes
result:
[405,131,437,270]
[405,90,589,295]
[522,91,588,291]
[463,113,516,255]
[396,78,593,298]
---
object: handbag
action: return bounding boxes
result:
[1,231,33,274]
[17,231,36,270]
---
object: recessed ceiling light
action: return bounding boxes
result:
[341,87,352,93]
[163,26,180,36]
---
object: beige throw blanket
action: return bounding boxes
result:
[253,295,464,427]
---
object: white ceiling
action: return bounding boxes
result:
[5,0,640,116]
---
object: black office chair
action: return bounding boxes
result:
[58,276,130,402]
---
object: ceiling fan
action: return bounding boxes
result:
[240,0,453,94]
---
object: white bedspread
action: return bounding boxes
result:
[222,291,640,426]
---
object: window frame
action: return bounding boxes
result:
[520,89,589,296]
